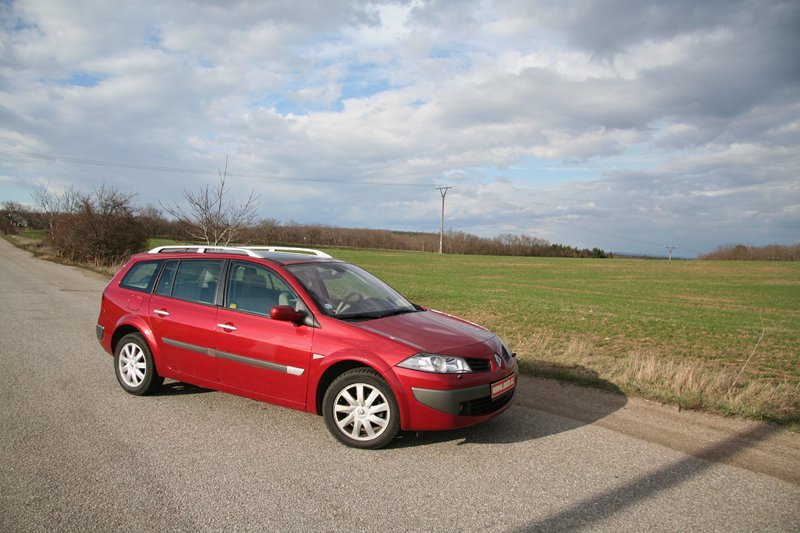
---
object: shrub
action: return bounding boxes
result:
[32,185,147,266]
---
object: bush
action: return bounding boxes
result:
[32,185,147,266]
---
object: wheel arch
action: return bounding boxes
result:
[111,324,142,354]
[314,360,373,415]
[109,318,162,373]
[312,355,413,433]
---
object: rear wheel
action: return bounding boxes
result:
[114,333,163,395]
[323,368,400,449]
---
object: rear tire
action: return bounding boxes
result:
[323,368,400,449]
[114,333,163,396]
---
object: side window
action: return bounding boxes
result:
[171,260,223,305]
[226,261,301,316]
[154,260,179,296]
[120,260,163,293]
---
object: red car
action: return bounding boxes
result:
[96,246,517,448]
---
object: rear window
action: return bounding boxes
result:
[120,260,163,293]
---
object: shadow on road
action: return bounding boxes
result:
[512,423,783,531]
[155,380,213,396]
[392,363,628,448]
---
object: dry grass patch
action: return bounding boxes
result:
[617,351,798,424]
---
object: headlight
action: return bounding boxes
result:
[397,353,472,374]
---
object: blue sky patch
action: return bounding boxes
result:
[63,72,106,88]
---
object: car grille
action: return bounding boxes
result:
[461,389,514,416]
[465,358,490,372]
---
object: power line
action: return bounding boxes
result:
[0,148,434,188]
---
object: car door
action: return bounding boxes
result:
[214,260,313,408]
[148,258,223,382]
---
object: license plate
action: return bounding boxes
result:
[491,374,516,399]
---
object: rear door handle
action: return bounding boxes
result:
[217,323,237,332]
[154,309,170,317]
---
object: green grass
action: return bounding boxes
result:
[21,230,46,240]
[326,249,799,424]
[147,238,181,249]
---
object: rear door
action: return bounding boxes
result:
[214,261,313,408]
[148,258,223,381]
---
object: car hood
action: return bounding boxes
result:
[350,309,496,355]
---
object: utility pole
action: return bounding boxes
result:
[435,185,452,254]
[665,245,677,261]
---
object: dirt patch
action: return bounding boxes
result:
[516,374,800,485]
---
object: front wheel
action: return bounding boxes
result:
[323,368,400,449]
[114,333,163,395]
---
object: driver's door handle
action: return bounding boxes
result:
[217,323,237,332]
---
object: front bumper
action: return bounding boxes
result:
[399,384,515,431]
[412,382,515,416]
[395,363,518,431]
[411,367,518,418]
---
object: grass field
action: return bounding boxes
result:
[327,249,799,425]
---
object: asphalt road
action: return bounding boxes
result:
[1,238,798,532]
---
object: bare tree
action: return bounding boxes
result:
[161,157,259,246]
[137,204,171,237]
[31,184,81,251]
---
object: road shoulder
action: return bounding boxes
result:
[516,374,800,485]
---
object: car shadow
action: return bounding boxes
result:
[388,363,628,448]
[155,380,213,396]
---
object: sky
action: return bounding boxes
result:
[1,0,798,258]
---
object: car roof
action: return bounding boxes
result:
[142,245,341,266]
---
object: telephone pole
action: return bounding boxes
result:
[665,245,678,261]
[436,185,452,254]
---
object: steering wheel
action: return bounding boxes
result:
[334,292,363,315]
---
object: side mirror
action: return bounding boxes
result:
[270,305,304,324]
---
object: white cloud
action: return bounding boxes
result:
[1,0,798,257]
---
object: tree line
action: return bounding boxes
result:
[1,187,609,265]
[699,243,800,261]
[234,221,609,258]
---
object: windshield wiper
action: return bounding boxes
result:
[377,308,417,318]
[340,308,417,321]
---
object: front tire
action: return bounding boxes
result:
[323,368,400,449]
[114,333,163,395]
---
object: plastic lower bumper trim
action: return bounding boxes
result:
[411,383,490,415]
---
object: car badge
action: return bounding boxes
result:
[494,353,503,369]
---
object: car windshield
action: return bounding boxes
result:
[286,262,417,320]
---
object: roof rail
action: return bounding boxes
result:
[244,246,332,258]
[147,245,332,259]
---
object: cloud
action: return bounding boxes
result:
[1,0,798,257]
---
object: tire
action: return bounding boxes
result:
[114,333,163,396]
[322,368,400,449]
